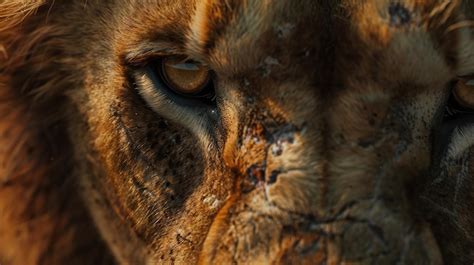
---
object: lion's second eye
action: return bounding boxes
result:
[452,78,474,109]
[158,57,212,97]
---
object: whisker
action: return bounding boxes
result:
[445,20,474,34]
[427,0,462,30]
[428,0,455,20]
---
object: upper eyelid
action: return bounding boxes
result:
[122,38,212,68]
[123,41,186,66]
[124,50,208,69]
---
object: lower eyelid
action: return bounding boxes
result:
[133,70,220,147]
[135,70,208,118]
[135,72,175,108]
[133,68,218,123]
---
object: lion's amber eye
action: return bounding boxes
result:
[453,78,474,109]
[159,57,211,96]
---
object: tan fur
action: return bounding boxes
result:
[0,2,115,265]
[0,1,473,264]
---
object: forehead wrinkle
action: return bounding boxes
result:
[187,0,248,62]
[208,0,319,74]
[207,0,269,72]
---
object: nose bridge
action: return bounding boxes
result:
[200,102,327,264]
[232,93,395,218]
[202,94,441,264]
[227,92,324,211]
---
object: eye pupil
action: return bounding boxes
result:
[160,57,211,95]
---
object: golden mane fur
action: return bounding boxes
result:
[0,1,115,264]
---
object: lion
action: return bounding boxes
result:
[0,0,473,264]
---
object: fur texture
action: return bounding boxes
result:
[0,0,473,264]
[0,2,115,265]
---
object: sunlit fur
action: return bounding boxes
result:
[1,1,474,264]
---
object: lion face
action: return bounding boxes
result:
[1,0,474,264]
